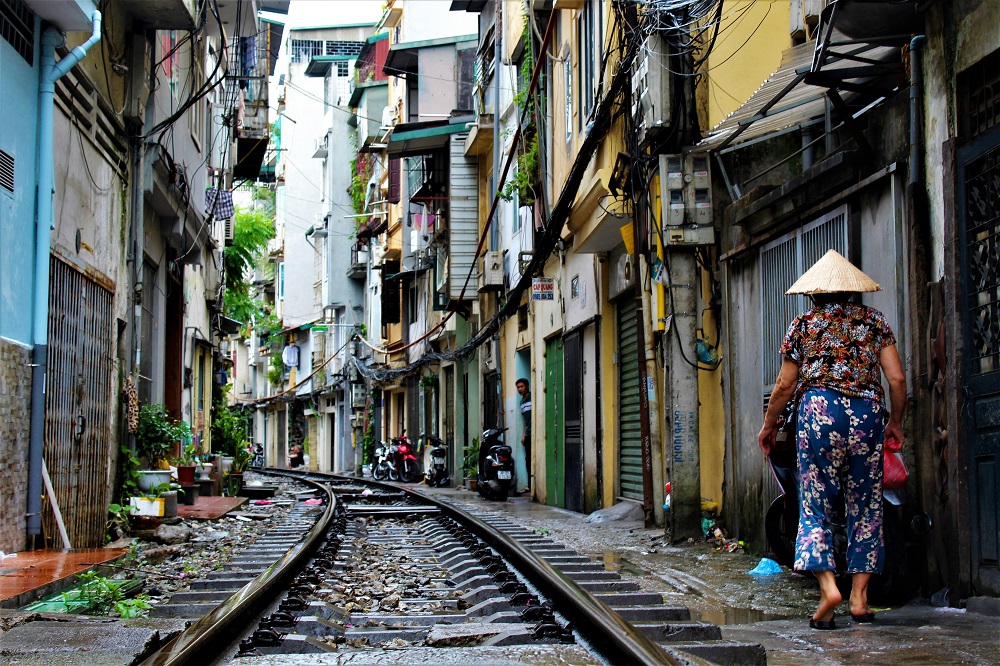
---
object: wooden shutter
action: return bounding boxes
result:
[381,259,401,323]
[387,157,400,203]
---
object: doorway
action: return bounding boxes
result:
[545,337,565,507]
[564,332,584,513]
[958,123,1000,596]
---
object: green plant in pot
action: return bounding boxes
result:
[225,442,253,496]
[173,440,200,486]
[211,386,246,476]
[463,437,479,490]
[135,405,192,494]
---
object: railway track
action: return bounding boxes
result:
[142,471,765,665]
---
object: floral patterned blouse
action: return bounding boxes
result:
[780,302,896,403]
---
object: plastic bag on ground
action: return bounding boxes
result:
[748,558,783,576]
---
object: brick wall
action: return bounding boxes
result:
[0,338,31,553]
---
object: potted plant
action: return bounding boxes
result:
[225,442,253,495]
[135,405,191,493]
[174,440,199,486]
[211,388,245,474]
[463,437,479,492]
[196,455,214,483]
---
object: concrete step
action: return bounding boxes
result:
[666,640,767,666]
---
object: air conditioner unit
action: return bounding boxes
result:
[478,251,504,292]
[312,135,329,159]
[380,105,396,129]
[224,218,234,245]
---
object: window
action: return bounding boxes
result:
[577,0,603,129]
[564,53,573,142]
[139,260,159,404]
[759,206,848,395]
[290,39,323,63]
[1,0,34,65]
[279,262,285,301]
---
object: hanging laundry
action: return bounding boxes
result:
[282,344,300,369]
[205,188,234,220]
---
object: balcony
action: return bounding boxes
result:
[118,0,198,29]
[348,82,389,153]
[348,245,368,279]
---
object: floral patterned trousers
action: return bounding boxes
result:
[794,387,885,574]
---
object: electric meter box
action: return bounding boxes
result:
[659,154,715,245]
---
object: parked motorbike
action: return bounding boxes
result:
[392,431,421,483]
[477,428,515,501]
[421,434,450,487]
[372,441,394,481]
[764,439,910,604]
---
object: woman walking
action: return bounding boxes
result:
[758,249,907,629]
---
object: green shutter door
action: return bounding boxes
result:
[545,337,565,507]
[617,296,643,501]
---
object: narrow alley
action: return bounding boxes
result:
[1,0,999,663]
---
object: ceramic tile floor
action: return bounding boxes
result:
[0,548,126,602]
[177,495,247,520]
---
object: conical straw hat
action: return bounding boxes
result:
[786,249,881,295]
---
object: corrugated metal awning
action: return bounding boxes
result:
[698,37,900,153]
[387,121,469,157]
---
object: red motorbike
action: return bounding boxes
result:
[392,431,421,483]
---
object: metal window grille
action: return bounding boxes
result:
[325,40,363,57]
[0,148,13,193]
[1,0,34,65]
[959,47,1000,141]
[759,206,848,395]
[290,39,323,63]
[963,143,1000,375]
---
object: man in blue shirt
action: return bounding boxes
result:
[516,378,531,494]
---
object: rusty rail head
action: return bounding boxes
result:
[334,474,681,666]
[140,472,336,666]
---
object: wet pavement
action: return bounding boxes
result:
[410,484,1000,665]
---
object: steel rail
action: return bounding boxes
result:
[328,473,681,666]
[140,472,336,666]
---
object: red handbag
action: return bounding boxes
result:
[883,433,908,490]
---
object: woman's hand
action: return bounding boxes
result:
[885,419,904,450]
[758,423,777,456]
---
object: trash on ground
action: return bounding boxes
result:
[747,558,783,576]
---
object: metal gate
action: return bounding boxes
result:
[617,294,643,501]
[959,124,1000,596]
[44,257,116,548]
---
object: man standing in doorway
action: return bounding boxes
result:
[516,377,532,495]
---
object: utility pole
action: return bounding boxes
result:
[664,247,701,540]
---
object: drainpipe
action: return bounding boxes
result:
[909,35,926,190]
[27,11,102,545]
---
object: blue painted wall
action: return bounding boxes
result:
[0,20,40,344]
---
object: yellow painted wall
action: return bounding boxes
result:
[698,265,725,513]
[700,1,792,130]
[599,265,617,509]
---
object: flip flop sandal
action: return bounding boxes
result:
[809,618,837,630]
[851,612,876,623]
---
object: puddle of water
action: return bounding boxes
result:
[596,552,650,576]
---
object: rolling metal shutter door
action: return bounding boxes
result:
[44,257,116,547]
[617,296,643,501]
